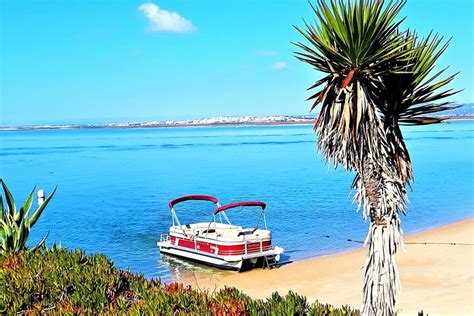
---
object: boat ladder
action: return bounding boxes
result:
[263,256,277,269]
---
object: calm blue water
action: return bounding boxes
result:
[1,122,473,281]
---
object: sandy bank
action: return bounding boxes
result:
[179,218,474,315]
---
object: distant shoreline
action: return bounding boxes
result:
[1,116,473,132]
[0,121,314,132]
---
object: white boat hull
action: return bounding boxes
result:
[158,240,283,271]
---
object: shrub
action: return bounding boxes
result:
[0,246,360,315]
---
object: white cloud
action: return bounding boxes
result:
[255,50,277,57]
[271,61,289,71]
[138,3,196,34]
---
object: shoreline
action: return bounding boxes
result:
[297,215,474,261]
[268,217,472,264]
[178,217,474,315]
[1,116,473,132]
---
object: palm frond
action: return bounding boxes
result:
[380,32,460,124]
[294,0,410,170]
[295,1,461,315]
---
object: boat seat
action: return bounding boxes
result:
[202,229,216,234]
[254,229,271,239]
[218,228,243,238]
[238,228,257,236]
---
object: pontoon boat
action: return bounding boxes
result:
[157,195,284,271]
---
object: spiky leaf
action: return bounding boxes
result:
[15,187,35,224]
[0,179,16,217]
[27,186,57,228]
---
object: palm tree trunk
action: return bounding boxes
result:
[359,162,404,316]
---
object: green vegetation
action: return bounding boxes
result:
[1,246,359,315]
[0,179,56,254]
[294,0,458,314]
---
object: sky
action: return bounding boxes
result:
[1,0,473,126]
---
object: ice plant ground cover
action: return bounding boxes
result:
[0,246,360,315]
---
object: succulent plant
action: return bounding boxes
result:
[1,246,362,315]
[0,179,56,254]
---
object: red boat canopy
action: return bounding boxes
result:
[169,195,219,209]
[213,201,266,215]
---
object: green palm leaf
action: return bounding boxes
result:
[294,0,413,172]
[380,32,460,124]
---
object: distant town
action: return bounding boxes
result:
[1,103,473,131]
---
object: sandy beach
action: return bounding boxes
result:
[179,218,474,315]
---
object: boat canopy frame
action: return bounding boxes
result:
[168,196,269,239]
[168,195,218,209]
[208,201,268,234]
[168,195,231,236]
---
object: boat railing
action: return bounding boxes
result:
[218,245,272,256]
[245,237,263,254]
[160,234,170,242]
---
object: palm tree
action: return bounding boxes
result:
[294,0,459,314]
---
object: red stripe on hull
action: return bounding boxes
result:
[217,242,271,255]
[170,235,272,256]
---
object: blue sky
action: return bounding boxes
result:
[1,0,473,126]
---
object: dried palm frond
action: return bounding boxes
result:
[294,1,459,315]
[294,0,411,171]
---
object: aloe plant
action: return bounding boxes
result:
[0,179,56,254]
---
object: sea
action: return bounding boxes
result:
[1,121,473,281]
